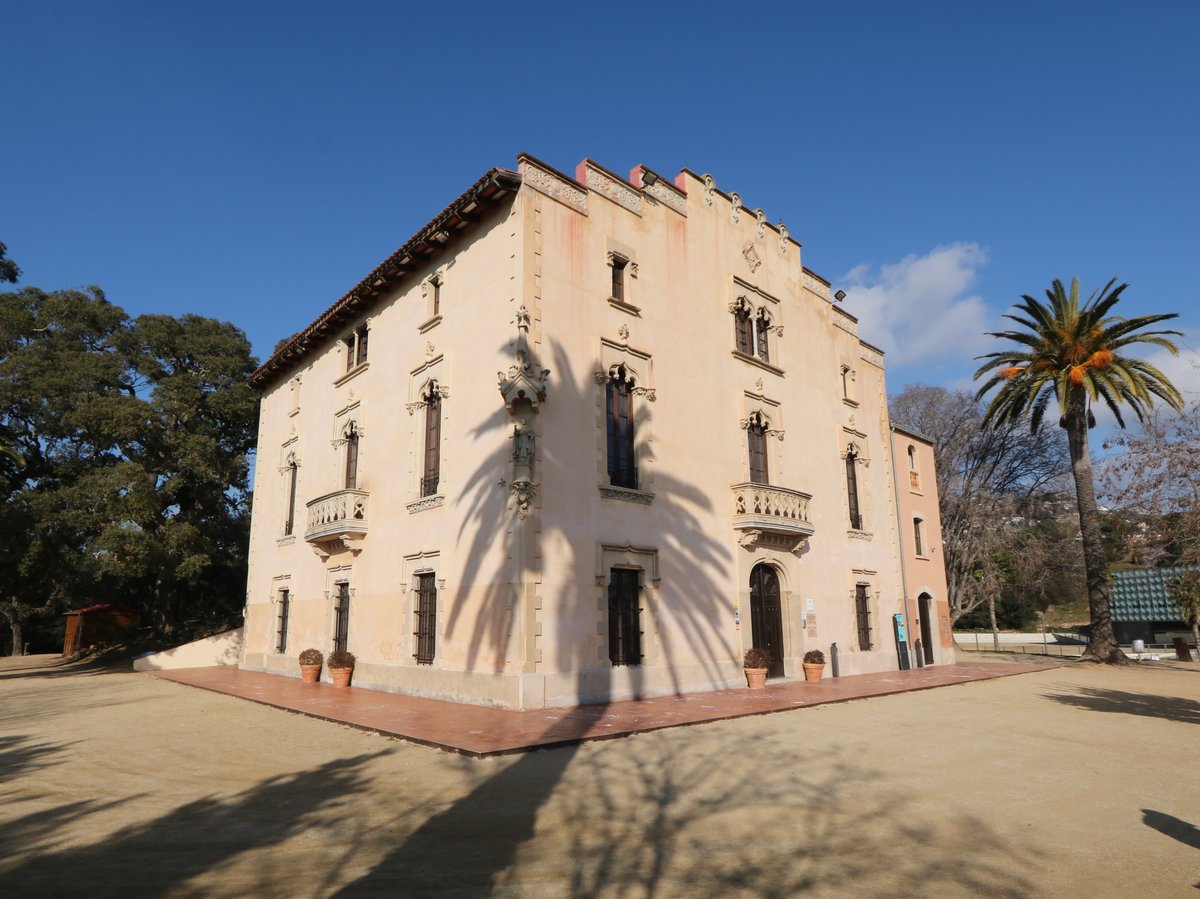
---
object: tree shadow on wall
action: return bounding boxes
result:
[337,338,734,894]
[0,751,391,896]
[1042,684,1200,725]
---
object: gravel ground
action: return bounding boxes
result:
[2,653,1198,897]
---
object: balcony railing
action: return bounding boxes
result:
[732,482,814,549]
[305,488,369,543]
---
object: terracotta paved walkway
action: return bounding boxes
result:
[148,660,1059,757]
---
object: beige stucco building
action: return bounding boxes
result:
[240,154,954,709]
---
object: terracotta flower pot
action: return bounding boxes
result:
[745,667,768,689]
[802,662,824,683]
[300,663,322,684]
[330,667,353,688]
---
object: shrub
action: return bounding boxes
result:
[298,648,323,666]
[328,650,356,670]
[743,647,773,669]
[803,649,825,665]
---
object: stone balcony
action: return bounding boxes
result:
[731,482,815,552]
[305,488,369,556]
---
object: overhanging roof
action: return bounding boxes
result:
[249,167,522,389]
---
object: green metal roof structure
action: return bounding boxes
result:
[1110,566,1198,622]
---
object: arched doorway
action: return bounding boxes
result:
[750,564,785,678]
[918,593,935,665]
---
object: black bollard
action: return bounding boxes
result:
[830,642,840,678]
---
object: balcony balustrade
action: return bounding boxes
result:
[731,482,815,551]
[305,488,369,548]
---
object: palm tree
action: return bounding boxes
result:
[974,278,1183,662]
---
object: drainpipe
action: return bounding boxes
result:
[889,425,916,668]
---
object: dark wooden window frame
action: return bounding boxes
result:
[747,414,769,485]
[855,583,872,650]
[606,366,637,489]
[914,517,925,556]
[421,384,442,497]
[733,300,754,356]
[846,449,862,530]
[608,568,643,667]
[333,582,351,653]
[284,459,298,536]
[276,588,290,654]
[610,256,628,302]
[414,573,437,664]
[343,325,369,372]
[755,311,771,364]
[344,425,360,490]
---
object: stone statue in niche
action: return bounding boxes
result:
[513,422,535,466]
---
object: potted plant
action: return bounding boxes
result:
[328,650,356,688]
[743,647,772,689]
[298,648,323,684]
[802,649,826,682]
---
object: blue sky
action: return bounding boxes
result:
[4,1,1198,418]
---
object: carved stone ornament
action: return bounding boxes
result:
[497,305,550,414]
[511,479,536,519]
[755,209,766,239]
[730,191,742,224]
[643,180,687,215]
[742,241,762,273]
[522,161,588,214]
[631,386,657,401]
[703,173,716,207]
[617,324,630,342]
[777,221,789,254]
[629,262,639,279]
[426,342,436,360]
[586,166,641,215]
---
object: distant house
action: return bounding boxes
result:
[62,605,140,656]
[1109,566,1198,645]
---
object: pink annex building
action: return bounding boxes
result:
[240,154,955,709]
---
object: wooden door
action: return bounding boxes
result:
[919,594,935,664]
[750,564,785,678]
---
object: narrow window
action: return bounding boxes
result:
[606,366,637,489]
[914,518,925,556]
[355,325,369,366]
[611,257,627,301]
[908,445,920,489]
[344,425,359,490]
[333,582,350,653]
[414,573,437,664]
[276,588,290,654]
[756,311,771,364]
[846,448,862,530]
[733,300,754,355]
[422,384,441,497]
[855,584,872,650]
[747,414,769,485]
[284,459,298,536]
[431,277,441,316]
[608,568,642,666]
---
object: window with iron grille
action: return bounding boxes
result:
[414,573,437,664]
[846,448,862,530]
[756,311,771,363]
[344,425,360,490]
[747,413,769,485]
[283,459,298,536]
[606,366,637,489]
[608,568,642,666]
[333,582,350,653]
[276,588,290,654]
[855,584,872,650]
[422,384,441,497]
[733,300,754,355]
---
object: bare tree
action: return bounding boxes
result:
[891,386,1069,630]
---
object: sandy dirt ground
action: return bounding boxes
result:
[1,654,1198,898]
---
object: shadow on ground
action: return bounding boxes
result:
[1043,684,1200,725]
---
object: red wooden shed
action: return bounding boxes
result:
[62,604,140,656]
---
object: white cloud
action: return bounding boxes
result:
[840,243,992,370]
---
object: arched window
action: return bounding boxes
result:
[845,446,862,530]
[733,299,754,356]
[907,444,920,489]
[283,456,298,536]
[606,365,637,489]
[755,310,771,363]
[747,412,769,485]
[344,425,360,490]
[422,382,442,497]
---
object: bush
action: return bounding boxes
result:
[298,648,323,666]
[743,647,773,669]
[803,649,825,665]
[328,650,356,670]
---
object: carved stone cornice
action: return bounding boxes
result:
[406,494,444,514]
[521,159,588,214]
[804,271,831,300]
[859,345,885,369]
[643,179,687,215]
[832,310,858,336]
[584,164,641,215]
[847,529,874,541]
[598,485,654,505]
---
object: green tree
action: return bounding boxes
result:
[0,242,19,284]
[1167,570,1200,652]
[974,278,1183,663]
